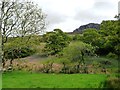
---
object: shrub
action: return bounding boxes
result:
[107,52,117,59]
[4,46,36,59]
[104,75,120,88]
[99,60,111,65]
[4,38,36,60]
[63,41,95,62]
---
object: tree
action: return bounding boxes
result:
[62,41,95,73]
[114,14,120,20]
[0,31,2,68]
[63,41,95,63]
[100,20,120,57]
[82,29,101,46]
[43,29,70,55]
[73,34,82,41]
[80,21,120,57]
[4,37,37,66]
[0,0,46,68]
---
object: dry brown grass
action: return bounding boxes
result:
[4,58,112,74]
[4,59,63,73]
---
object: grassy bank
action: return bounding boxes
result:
[2,71,107,88]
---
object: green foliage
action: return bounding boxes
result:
[63,41,95,62]
[80,28,104,55]
[80,20,120,57]
[100,20,119,36]
[99,20,120,57]
[106,52,117,59]
[72,34,83,41]
[82,29,101,46]
[4,46,35,59]
[114,44,120,60]
[7,35,41,45]
[104,75,120,88]
[4,36,37,59]
[43,29,70,55]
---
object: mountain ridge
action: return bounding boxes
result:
[72,23,100,34]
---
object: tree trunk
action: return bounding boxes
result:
[1,1,6,68]
[10,59,13,67]
[1,36,5,68]
[81,51,85,64]
[76,61,80,73]
[0,33,2,69]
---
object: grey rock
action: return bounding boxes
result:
[73,23,100,33]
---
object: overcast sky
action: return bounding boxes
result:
[31,0,119,32]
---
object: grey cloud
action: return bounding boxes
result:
[118,1,120,13]
[74,10,104,23]
[46,11,67,25]
[74,0,116,24]
[93,1,115,11]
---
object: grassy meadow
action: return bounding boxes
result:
[3,71,107,88]
[2,55,119,88]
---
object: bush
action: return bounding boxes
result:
[63,41,95,62]
[4,46,36,59]
[4,37,36,59]
[107,52,117,59]
[104,75,120,88]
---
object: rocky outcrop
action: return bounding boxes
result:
[73,23,100,33]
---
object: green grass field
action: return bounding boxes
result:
[0,73,2,89]
[2,71,107,88]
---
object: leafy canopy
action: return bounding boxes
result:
[43,29,70,55]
